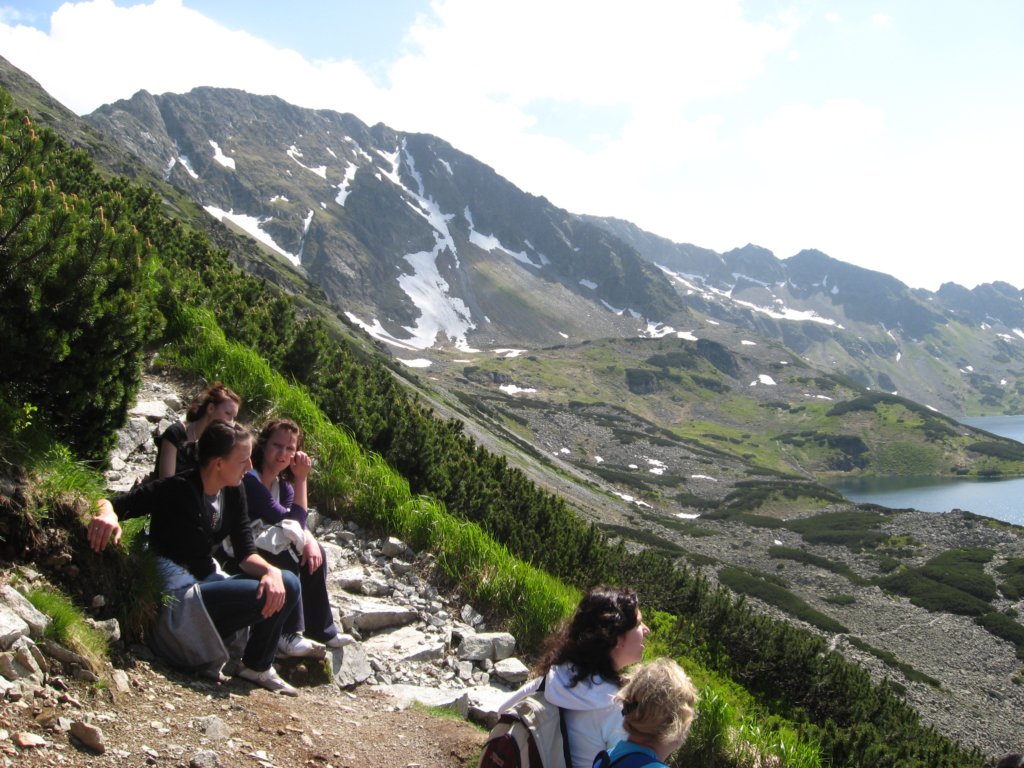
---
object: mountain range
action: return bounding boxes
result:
[72,82,1024,417]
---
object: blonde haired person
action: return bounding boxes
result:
[592,658,699,768]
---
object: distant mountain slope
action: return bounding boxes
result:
[84,87,684,353]
[586,215,1024,415]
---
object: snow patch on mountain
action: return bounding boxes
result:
[647,458,666,475]
[287,144,327,179]
[204,205,299,266]
[658,264,841,326]
[343,313,422,351]
[602,300,642,319]
[731,272,771,288]
[642,323,678,339]
[398,358,432,368]
[579,279,598,290]
[397,247,476,351]
[730,297,839,326]
[335,163,358,206]
[209,140,235,170]
[177,154,198,179]
[500,384,537,395]
[402,145,456,248]
[750,374,777,386]
[464,207,542,269]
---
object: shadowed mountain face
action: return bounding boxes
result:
[84,87,681,353]
[44,77,1023,416]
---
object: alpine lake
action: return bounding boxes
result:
[826,415,1024,526]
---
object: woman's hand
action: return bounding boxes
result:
[88,500,122,552]
[290,450,313,481]
[255,566,287,617]
[301,530,323,574]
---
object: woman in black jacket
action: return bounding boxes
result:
[90,420,301,695]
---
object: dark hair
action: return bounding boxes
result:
[538,586,639,687]
[251,418,303,481]
[994,755,1024,768]
[197,420,252,468]
[185,382,241,424]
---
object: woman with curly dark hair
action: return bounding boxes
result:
[499,586,649,768]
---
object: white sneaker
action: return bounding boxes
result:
[235,664,298,696]
[277,632,326,658]
[324,633,355,648]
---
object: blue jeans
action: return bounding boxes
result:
[261,545,341,642]
[198,570,300,671]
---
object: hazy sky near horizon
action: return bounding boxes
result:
[1,0,1022,291]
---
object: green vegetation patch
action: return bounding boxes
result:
[845,637,941,688]
[768,546,870,586]
[975,612,1024,659]
[718,566,849,634]
[997,557,1024,600]
[716,480,845,514]
[871,441,944,474]
[879,569,991,616]
[782,509,890,551]
[824,594,856,606]
[599,523,686,557]
[966,441,1024,462]
[776,431,869,471]
[918,548,997,602]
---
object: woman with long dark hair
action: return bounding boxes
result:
[500,586,650,768]
[90,420,301,695]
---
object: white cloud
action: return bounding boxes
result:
[0,0,1021,291]
[0,0,382,116]
[871,13,891,27]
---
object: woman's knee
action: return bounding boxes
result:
[281,568,301,601]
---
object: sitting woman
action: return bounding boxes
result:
[242,418,352,658]
[593,658,699,768]
[155,382,241,479]
[89,420,301,695]
[501,586,650,768]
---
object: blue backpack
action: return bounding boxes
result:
[591,748,663,768]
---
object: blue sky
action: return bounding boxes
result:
[1,0,1022,290]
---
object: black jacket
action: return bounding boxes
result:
[113,469,255,579]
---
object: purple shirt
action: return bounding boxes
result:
[242,470,308,528]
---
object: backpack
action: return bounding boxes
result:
[591,749,662,768]
[479,678,573,768]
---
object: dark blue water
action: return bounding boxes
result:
[826,416,1024,526]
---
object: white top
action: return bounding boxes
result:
[500,663,625,768]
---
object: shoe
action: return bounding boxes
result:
[277,632,326,658]
[235,663,298,696]
[324,632,355,648]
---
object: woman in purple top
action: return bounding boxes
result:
[242,418,352,658]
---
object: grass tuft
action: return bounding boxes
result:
[25,586,107,670]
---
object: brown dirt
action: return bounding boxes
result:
[1,655,487,767]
